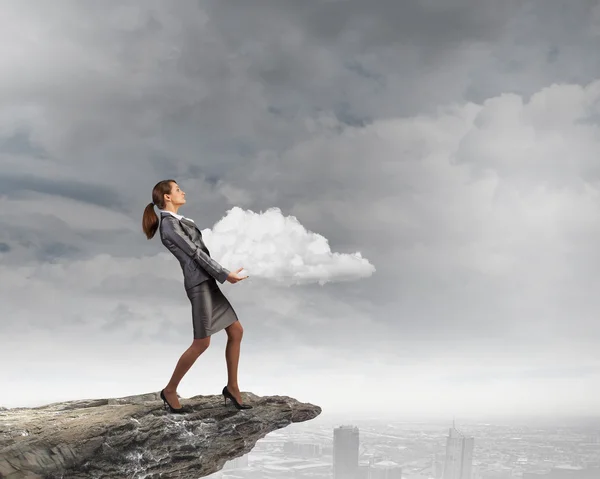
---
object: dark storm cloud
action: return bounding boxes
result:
[206,0,520,49]
[0,130,47,158]
[462,0,600,102]
[0,174,124,210]
[198,0,520,120]
[37,242,81,262]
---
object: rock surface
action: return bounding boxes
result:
[0,391,321,479]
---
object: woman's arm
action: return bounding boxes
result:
[161,217,230,284]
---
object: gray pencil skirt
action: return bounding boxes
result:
[186,277,239,339]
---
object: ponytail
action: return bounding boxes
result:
[142,178,176,239]
[142,202,159,239]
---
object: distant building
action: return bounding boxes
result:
[334,425,359,479]
[358,462,370,479]
[432,452,443,479]
[363,453,385,466]
[442,421,474,479]
[283,440,322,458]
[370,460,402,479]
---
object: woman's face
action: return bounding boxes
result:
[166,182,186,206]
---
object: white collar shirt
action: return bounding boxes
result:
[158,209,195,223]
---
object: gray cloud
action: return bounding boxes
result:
[1,0,600,414]
[0,174,125,209]
[206,0,520,48]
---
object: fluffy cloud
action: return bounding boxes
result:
[200,206,375,285]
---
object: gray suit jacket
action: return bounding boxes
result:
[159,212,230,289]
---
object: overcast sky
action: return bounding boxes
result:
[1,0,600,421]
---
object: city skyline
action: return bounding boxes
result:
[206,415,600,478]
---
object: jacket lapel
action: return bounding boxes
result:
[180,217,200,235]
[179,218,206,252]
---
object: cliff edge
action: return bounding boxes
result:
[0,391,321,479]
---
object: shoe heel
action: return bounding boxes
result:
[160,389,185,414]
[222,385,253,410]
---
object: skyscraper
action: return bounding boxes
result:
[333,425,359,479]
[442,420,474,479]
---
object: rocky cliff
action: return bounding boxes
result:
[0,391,321,479]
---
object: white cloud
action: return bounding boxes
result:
[200,206,376,285]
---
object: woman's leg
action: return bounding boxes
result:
[163,337,211,408]
[224,321,244,404]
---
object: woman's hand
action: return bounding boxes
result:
[226,267,249,284]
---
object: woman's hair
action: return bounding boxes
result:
[142,179,176,239]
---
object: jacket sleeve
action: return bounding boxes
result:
[161,217,230,284]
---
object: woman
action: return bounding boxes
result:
[141,179,251,413]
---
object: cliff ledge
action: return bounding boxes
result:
[0,391,321,479]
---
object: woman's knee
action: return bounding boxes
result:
[191,336,210,353]
[227,321,243,341]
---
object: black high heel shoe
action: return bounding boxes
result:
[222,386,253,410]
[160,389,186,414]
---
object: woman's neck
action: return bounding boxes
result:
[162,205,179,214]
